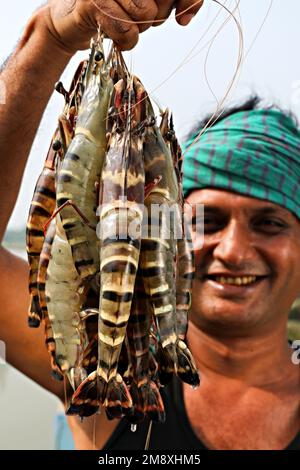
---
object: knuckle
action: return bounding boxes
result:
[111,17,132,35]
[100,4,139,49]
[76,0,87,13]
[143,2,159,20]
[59,0,77,15]
[129,0,158,21]
[75,0,92,22]
[130,0,144,7]
[116,30,139,51]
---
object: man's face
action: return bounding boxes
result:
[187,189,300,335]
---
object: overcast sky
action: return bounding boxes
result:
[1,0,300,230]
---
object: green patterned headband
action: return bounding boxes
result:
[182,109,300,218]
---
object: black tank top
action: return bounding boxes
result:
[103,378,300,450]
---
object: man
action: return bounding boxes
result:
[87,99,300,450]
[0,1,299,450]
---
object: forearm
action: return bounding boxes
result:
[0,7,73,240]
[0,247,64,398]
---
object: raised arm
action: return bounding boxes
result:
[0,7,73,397]
[0,0,204,407]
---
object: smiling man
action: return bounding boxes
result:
[183,102,300,339]
[176,101,300,450]
[189,190,300,333]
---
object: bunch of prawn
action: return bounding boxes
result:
[26,36,200,427]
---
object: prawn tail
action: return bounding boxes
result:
[147,381,165,423]
[104,374,133,421]
[69,371,133,420]
[176,340,200,388]
[67,370,101,417]
[156,343,177,385]
[127,381,165,425]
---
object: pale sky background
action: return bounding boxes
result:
[1,0,300,230]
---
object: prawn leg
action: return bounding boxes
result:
[26,132,59,327]
[127,272,165,424]
[45,214,87,390]
[38,219,63,381]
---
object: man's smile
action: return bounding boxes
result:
[200,272,270,299]
[204,273,267,286]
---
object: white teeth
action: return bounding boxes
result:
[214,276,257,286]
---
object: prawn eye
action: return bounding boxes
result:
[166,130,175,141]
[95,51,104,63]
[52,140,62,151]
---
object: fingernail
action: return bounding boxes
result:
[178,13,195,26]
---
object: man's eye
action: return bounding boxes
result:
[190,216,202,232]
[255,218,286,232]
[203,216,225,232]
[263,219,283,226]
[189,214,226,234]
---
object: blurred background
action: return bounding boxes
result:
[0,0,299,449]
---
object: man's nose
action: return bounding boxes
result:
[213,220,256,267]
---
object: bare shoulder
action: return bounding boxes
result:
[0,246,64,398]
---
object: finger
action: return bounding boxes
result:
[175,0,204,26]
[90,0,140,50]
[116,0,159,33]
[152,0,175,27]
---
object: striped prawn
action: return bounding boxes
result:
[160,109,195,342]
[26,60,87,327]
[71,68,147,419]
[56,39,113,283]
[43,40,113,389]
[141,101,199,387]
